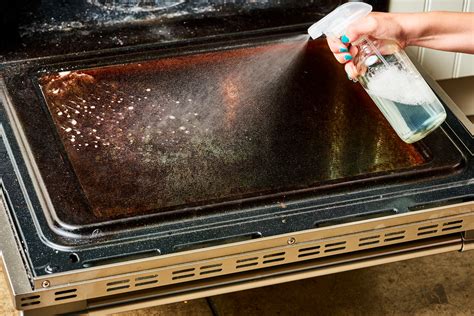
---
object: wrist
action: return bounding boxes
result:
[391,13,421,48]
[400,12,435,48]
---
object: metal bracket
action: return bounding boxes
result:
[461,230,474,251]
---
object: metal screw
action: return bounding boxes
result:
[42,280,50,288]
[287,237,296,245]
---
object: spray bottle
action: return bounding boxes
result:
[308,2,446,144]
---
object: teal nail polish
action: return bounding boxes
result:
[344,54,352,61]
[341,34,350,44]
[339,47,348,53]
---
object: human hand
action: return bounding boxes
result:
[326,12,406,80]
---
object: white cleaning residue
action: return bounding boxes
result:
[366,67,436,106]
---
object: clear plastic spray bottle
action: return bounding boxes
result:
[308,2,446,144]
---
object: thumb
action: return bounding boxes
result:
[343,14,379,44]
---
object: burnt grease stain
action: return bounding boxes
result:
[39,39,425,220]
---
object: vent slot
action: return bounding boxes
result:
[263,258,285,264]
[106,279,129,286]
[263,252,285,259]
[200,269,223,275]
[418,230,438,236]
[199,264,223,275]
[107,285,130,292]
[418,224,438,231]
[135,280,158,287]
[172,268,195,280]
[359,240,380,247]
[417,224,439,236]
[236,262,258,269]
[442,225,463,232]
[236,257,259,269]
[359,235,380,242]
[55,294,77,301]
[442,220,463,232]
[55,289,77,295]
[324,241,346,253]
[324,247,346,253]
[106,279,130,292]
[21,295,40,301]
[443,220,463,226]
[299,245,321,252]
[298,251,320,258]
[20,295,41,307]
[262,252,285,264]
[55,288,77,301]
[385,231,405,237]
[20,301,40,307]
[172,268,195,275]
[359,235,381,247]
[298,245,321,258]
[236,257,258,263]
[172,274,195,280]
[384,230,406,242]
[135,274,158,281]
[325,241,346,247]
[384,236,405,242]
[135,274,158,287]
[200,264,222,270]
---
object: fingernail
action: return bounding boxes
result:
[339,47,348,53]
[346,70,351,80]
[344,54,353,61]
[341,35,350,44]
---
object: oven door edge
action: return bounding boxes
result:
[82,234,463,316]
[2,199,473,314]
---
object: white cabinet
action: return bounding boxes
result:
[389,0,425,12]
[456,53,474,78]
[455,0,474,78]
[389,0,474,80]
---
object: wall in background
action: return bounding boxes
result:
[389,0,474,80]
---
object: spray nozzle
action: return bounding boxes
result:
[308,2,372,39]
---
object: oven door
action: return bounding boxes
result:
[0,1,473,314]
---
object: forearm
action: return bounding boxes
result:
[401,12,474,54]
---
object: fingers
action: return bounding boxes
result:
[323,13,392,82]
[344,62,358,81]
[334,52,353,63]
[326,36,350,54]
[326,36,353,64]
[345,45,360,80]
[325,31,364,80]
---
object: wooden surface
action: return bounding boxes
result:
[0,265,16,315]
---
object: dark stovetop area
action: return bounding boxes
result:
[0,0,389,61]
